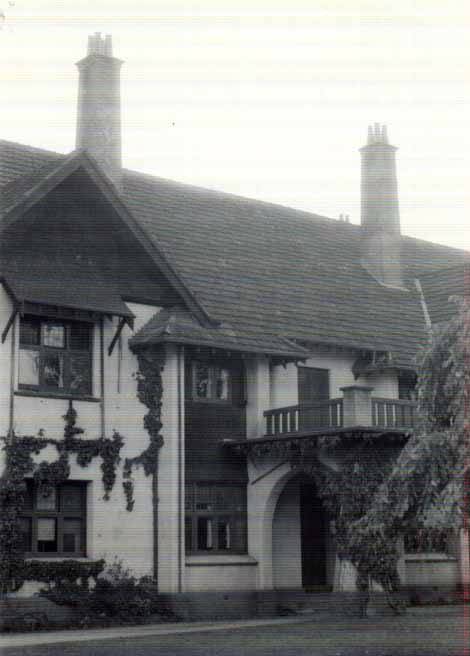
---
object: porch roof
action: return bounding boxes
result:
[129,305,310,359]
[224,425,410,455]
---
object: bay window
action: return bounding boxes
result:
[19,315,93,397]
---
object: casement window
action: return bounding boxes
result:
[404,529,450,555]
[192,361,231,402]
[185,482,247,553]
[19,315,93,397]
[20,481,87,557]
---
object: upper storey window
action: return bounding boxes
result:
[19,315,93,397]
[192,361,231,402]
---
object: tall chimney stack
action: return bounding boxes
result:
[360,124,404,289]
[76,33,123,189]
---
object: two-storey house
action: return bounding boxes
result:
[1,34,468,610]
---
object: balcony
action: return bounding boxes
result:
[264,385,416,438]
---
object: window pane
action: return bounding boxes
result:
[185,516,193,552]
[36,487,57,511]
[69,323,91,351]
[231,516,247,552]
[41,352,64,388]
[63,519,82,553]
[218,519,231,550]
[42,323,65,348]
[69,354,92,395]
[185,485,194,512]
[195,484,213,511]
[20,318,40,346]
[214,367,230,400]
[19,349,40,386]
[19,517,32,551]
[37,518,57,552]
[60,485,83,512]
[213,485,245,512]
[197,517,213,550]
[194,362,210,399]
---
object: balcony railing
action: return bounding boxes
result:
[372,397,416,430]
[264,387,417,437]
[265,398,343,436]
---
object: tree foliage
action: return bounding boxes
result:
[293,297,468,608]
[341,296,469,601]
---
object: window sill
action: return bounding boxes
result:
[15,390,101,403]
[24,555,88,561]
[186,554,258,567]
[404,553,456,562]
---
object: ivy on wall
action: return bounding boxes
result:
[123,349,165,511]
[0,404,124,593]
[290,440,404,606]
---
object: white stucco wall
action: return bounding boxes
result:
[3,302,163,579]
[405,557,459,587]
[185,555,259,591]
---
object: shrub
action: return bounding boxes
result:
[41,559,176,626]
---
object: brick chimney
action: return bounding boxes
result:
[360,124,404,289]
[76,33,123,189]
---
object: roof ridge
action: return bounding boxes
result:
[122,168,361,231]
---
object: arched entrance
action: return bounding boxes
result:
[272,474,330,589]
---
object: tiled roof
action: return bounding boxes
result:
[3,265,133,320]
[130,305,310,358]
[1,139,469,367]
[419,264,469,324]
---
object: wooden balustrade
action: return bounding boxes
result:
[372,397,416,429]
[264,398,343,436]
[264,396,416,437]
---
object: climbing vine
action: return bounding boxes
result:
[291,439,404,608]
[123,349,164,511]
[0,404,124,593]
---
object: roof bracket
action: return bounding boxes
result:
[108,317,127,356]
[2,307,18,344]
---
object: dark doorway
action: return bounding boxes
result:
[300,480,327,588]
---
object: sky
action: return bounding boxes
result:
[1,0,469,250]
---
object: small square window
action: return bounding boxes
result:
[20,481,87,557]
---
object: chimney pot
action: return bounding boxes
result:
[359,125,404,288]
[76,34,123,189]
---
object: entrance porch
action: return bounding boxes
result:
[272,475,334,590]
